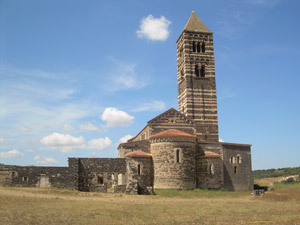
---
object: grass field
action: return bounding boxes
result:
[0,184,300,225]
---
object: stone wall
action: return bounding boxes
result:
[125,157,153,194]
[196,156,223,189]
[151,136,196,189]
[222,143,253,191]
[0,165,73,189]
[68,158,126,192]
[197,143,222,155]
[148,108,196,136]
[118,140,150,158]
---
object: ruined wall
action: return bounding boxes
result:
[0,165,18,186]
[151,136,196,189]
[196,156,223,189]
[0,165,73,189]
[118,140,150,158]
[125,157,153,194]
[68,158,126,192]
[222,143,253,191]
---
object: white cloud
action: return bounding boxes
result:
[34,155,58,165]
[105,57,149,92]
[132,100,166,112]
[61,124,75,132]
[137,15,171,41]
[79,122,99,131]
[219,139,224,142]
[0,150,25,158]
[101,107,134,128]
[0,138,4,143]
[119,135,134,144]
[24,149,34,153]
[40,132,85,153]
[86,137,112,150]
[16,126,30,132]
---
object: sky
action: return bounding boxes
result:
[0,0,299,170]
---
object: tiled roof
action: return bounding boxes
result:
[150,129,196,139]
[124,152,152,158]
[184,11,211,33]
[197,151,221,158]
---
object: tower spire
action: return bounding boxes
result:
[183,11,211,33]
[177,11,218,142]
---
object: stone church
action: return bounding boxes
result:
[0,11,253,194]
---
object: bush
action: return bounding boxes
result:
[282,177,295,183]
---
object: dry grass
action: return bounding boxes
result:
[0,185,300,225]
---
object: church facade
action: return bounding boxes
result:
[0,12,253,194]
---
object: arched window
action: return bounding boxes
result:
[195,65,200,77]
[197,42,201,52]
[201,42,205,53]
[230,156,235,164]
[138,164,141,175]
[237,154,242,164]
[97,173,104,184]
[234,166,237,174]
[209,164,214,175]
[192,42,196,52]
[200,65,205,78]
[176,149,181,163]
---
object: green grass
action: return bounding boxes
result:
[253,166,300,179]
[1,185,300,225]
[273,181,300,189]
[155,188,248,198]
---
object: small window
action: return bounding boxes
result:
[138,164,141,175]
[97,173,104,184]
[195,65,200,77]
[200,65,205,78]
[234,166,237,174]
[197,42,201,52]
[230,156,235,164]
[176,149,181,163]
[209,164,214,175]
[192,42,196,52]
[22,176,28,182]
[237,154,242,164]
[201,42,205,53]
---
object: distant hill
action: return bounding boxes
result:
[253,167,300,179]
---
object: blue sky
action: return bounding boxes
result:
[0,0,299,170]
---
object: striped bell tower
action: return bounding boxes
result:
[177,11,219,142]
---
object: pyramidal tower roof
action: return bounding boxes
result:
[183,11,211,33]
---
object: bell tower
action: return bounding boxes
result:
[177,11,219,142]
